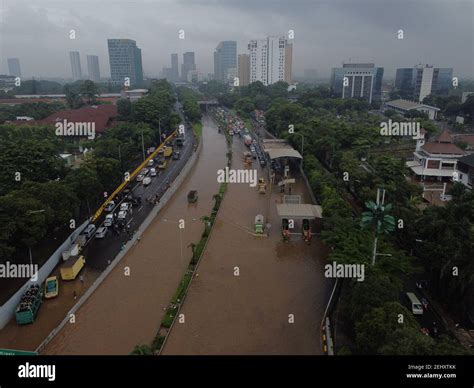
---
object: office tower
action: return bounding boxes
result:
[7,58,21,78]
[181,52,196,82]
[284,43,293,84]
[238,54,250,86]
[395,65,453,102]
[87,55,101,82]
[171,53,179,82]
[107,39,144,86]
[248,36,289,86]
[330,63,384,104]
[69,51,82,80]
[214,41,237,82]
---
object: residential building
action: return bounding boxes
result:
[120,88,148,102]
[69,51,82,80]
[395,65,453,102]
[7,58,21,78]
[87,55,101,82]
[238,54,250,86]
[407,129,465,182]
[187,70,203,83]
[330,63,384,104]
[181,52,196,82]
[107,39,143,86]
[214,41,237,82]
[384,99,440,120]
[284,42,293,84]
[248,36,290,86]
[456,154,474,189]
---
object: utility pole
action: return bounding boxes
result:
[158,118,162,144]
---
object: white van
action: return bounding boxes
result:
[406,292,424,315]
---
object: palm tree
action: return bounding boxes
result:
[361,188,396,265]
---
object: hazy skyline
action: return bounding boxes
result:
[0,0,473,80]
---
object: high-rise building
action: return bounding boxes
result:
[87,55,101,82]
[181,52,196,82]
[214,41,237,82]
[395,65,453,102]
[330,63,384,104]
[238,54,250,86]
[69,51,82,80]
[7,58,21,78]
[107,39,143,86]
[171,53,179,82]
[248,36,289,86]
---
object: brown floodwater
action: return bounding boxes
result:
[40,115,227,354]
[162,129,331,355]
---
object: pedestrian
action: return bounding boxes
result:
[289,186,292,195]
[266,223,271,236]
[73,291,77,300]
[79,275,84,285]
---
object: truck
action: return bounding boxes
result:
[15,284,43,325]
[60,255,86,281]
[258,178,267,194]
[164,146,173,158]
[62,242,81,262]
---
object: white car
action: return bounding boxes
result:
[104,214,114,227]
[147,159,154,167]
[136,174,145,182]
[150,168,157,177]
[143,177,152,186]
[105,201,115,212]
[120,202,132,212]
[117,210,128,220]
[95,226,108,239]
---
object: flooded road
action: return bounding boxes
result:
[163,127,331,355]
[41,115,227,354]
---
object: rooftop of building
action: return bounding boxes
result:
[386,99,440,111]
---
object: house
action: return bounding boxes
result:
[406,129,465,182]
[120,88,148,102]
[384,99,440,120]
[456,154,474,189]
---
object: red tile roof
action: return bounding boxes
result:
[435,128,454,143]
[422,142,465,155]
[39,104,118,133]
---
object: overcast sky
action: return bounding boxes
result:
[0,0,473,80]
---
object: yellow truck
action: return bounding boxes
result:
[60,255,86,281]
[164,146,173,159]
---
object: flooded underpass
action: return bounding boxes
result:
[40,115,227,354]
[163,125,331,355]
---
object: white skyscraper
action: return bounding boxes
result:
[248,36,290,86]
[87,55,101,82]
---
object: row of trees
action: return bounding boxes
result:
[216,81,471,354]
[176,86,202,123]
[0,79,180,264]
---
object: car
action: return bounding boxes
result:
[95,226,108,239]
[104,214,114,227]
[143,177,152,186]
[117,210,128,220]
[136,174,145,182]
[147,159,154,167]
[172,151,180,160]
[120,202,132,212]
[141,168,149,175]
[105,201,115,212]
[82,224,96,239]
[150,168,157,177]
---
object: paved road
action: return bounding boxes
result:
[82,123,195,271]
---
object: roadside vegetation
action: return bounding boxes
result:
[202,80,473,355]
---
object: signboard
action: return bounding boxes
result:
[0,348,38,356]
